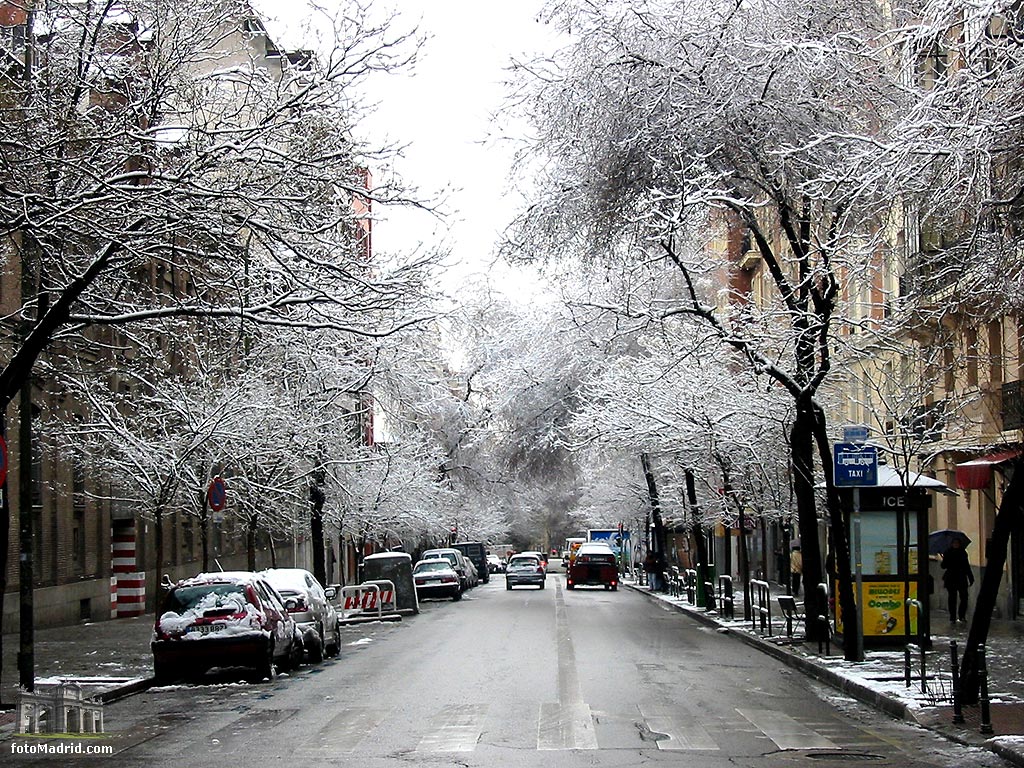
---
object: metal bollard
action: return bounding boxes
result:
[920,644,928,694]
[979,645,994,735]
[817,615,831,655]
[950,640,964,724]
[718,575,734,620]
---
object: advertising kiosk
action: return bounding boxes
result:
[833,462,949,650]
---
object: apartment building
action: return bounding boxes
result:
[0,1,326,631]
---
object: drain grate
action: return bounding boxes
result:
[806,753,884,761]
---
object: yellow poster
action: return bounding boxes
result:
[835,581,919,636]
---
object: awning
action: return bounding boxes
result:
[955,449,1022,491]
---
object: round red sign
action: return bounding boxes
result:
[207,477,227,512]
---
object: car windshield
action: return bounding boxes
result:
[416,561,451,573]
[165,583,247,613]
[509,558,539,569]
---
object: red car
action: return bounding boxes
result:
[567,544,618,591]
[151,571,302,683]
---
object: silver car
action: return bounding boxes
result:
[505,554,546,589]
[421,548,473,591]
[261,568,341,662]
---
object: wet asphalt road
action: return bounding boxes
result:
[5,567,1010,767]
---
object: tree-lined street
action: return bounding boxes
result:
[5,571,1009,766]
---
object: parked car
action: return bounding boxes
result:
[486,554,504,574]
[464,557,479,587]
[452,541,490,584]
[566,543,618,591]
[521,551,548,571]
[260,568,340,662]
[421,548,473,591]
[151,571,302,683]
[413,559,462,601]
[505,554,546,590]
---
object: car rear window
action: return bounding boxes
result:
[165,583,247,613]
[416,561,451,573]
[577,552,615,565]
[509,557,539,568]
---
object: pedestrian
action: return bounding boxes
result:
[790,545,803,596]
[941,538,974,623]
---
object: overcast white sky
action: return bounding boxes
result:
[358,1,562,301]
[252,0,565,300]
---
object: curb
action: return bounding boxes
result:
[625,583,1024,765]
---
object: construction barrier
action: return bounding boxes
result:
[338,581,401,625]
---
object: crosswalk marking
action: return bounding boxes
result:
[538,701,599,750]
[416,703,486,752]
[736,708,837,750]
[295,706,392,754]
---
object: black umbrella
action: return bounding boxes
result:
[928,529,971,555]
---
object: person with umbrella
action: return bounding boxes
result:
[940,537,974,623]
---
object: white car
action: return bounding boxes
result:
[261,568,341,662]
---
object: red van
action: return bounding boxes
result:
[567,543,619,591]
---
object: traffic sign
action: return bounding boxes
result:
[843,424,870,444]
[834,443,878,486]
[207,477,227,512]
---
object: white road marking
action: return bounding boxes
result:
[538,701,599,750]
[415,703,486,752]
[736,708,837,750]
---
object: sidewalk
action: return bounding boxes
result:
[0,613,155,716]
[626,577,1024,767]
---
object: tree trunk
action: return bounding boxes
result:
[154,507,164,581]
[737,500,752,622]
[18,378,34,691]
[310,473,327,586]
[686,468,716,611]
[640,453,667,588]
[790,399,824,642]
[959,457,1024,705]
[246,509,257,571]
[811,402,861,661]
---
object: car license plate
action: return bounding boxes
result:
[187,624,225,635]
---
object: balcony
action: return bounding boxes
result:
[1003,380,1024,432]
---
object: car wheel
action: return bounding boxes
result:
[567,583,574,590]
[452,590,462,601]
[308,626,325,664]
[612,585,618,591]
[255,641,276,682]
[153,657,177,685]
[506,582,513,590]
[325,620,341,658]
[539,581,545,589]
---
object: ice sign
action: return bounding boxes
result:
[834,443,878,486]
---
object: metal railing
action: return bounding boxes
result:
[718,575,734,620]
[684,569,698,605]
[750,579,772,635]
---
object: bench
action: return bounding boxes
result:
[777,595,805,638]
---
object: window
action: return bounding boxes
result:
[989,320,1004,384]
[966,326,979,388]
[916,42,947,91]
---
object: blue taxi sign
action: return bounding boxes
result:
[834,443,878,486]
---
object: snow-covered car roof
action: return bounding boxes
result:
[260,568,316,592]
[364,552,412,562]
[176,571,257,586]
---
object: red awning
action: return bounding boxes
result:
[955,449,1022,490]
